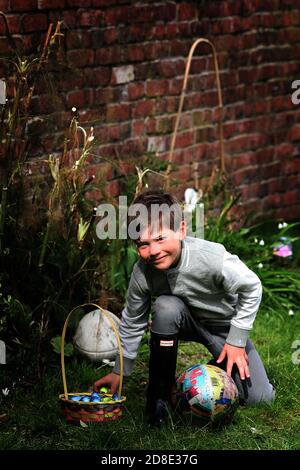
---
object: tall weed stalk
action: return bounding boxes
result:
[0,17,63,253]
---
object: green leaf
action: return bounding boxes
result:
[79,420,88,428]
[51,336,74,356]
[77,217,91,243]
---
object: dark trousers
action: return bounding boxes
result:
[151,295,275,405]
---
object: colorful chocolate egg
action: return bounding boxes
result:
[90,396,102,402]
[80,396,90,402]
[69,395,82,401]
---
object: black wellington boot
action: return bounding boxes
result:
[145,332,178,427]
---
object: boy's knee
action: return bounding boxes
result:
[153,295,185,314]
[151,295,186,335]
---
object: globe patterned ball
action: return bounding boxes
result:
[177,364,239,424]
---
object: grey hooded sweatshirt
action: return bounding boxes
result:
[113,236,262,376]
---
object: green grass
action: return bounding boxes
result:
[1,307,300,450]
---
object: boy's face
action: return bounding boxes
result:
[136,221,186,270]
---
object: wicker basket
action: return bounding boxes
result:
[59,303,126,424]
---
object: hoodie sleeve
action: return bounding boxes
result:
[221,250,262,348]
[113,263,151,376]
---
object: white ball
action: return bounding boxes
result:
[73,309,121,362]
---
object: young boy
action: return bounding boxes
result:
[94,190,275,426]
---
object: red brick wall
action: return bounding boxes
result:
[1,0,300,222]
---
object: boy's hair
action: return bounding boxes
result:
[127,190,183,241]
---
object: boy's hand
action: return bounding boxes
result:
[93,372,120,395]
[216,344,250,380]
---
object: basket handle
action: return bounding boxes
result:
[61,303,123,400]
[165,38,225,191]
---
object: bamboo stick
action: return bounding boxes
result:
[165,38,225,192]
